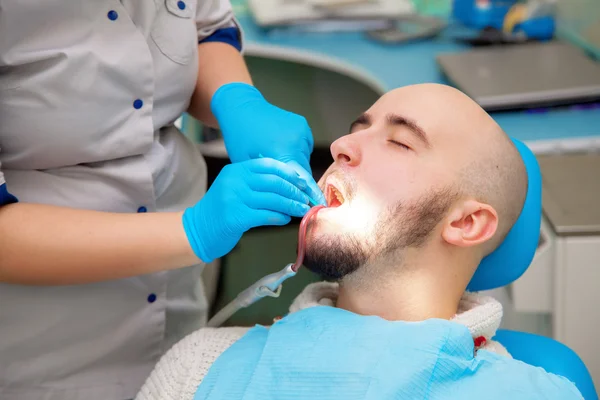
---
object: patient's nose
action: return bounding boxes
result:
[331,134,361,167]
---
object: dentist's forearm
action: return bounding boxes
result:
[0,203,199,285]
[187,42,252,127]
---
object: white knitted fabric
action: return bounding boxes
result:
[135,327,249,400]
[136,282,508,400]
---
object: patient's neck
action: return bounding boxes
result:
[336,249,475,322]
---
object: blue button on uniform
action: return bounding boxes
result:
[107,10,118,21]
[133,99,143,109]
[137,206,147,213]
[147,293,157,303]
[177,1,186,10]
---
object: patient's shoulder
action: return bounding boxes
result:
[182,326,251,349]
[167,326,250,369]
[136,327,250,400]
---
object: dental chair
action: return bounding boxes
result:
[467,139,597,400]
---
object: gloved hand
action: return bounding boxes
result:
[211,82,326,206]
[183,157,312,263]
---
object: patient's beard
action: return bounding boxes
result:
[303,231,367,281]
[303,187,457,281]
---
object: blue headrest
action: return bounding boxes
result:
[467,138,542,291]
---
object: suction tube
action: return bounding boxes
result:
[291,205,325,272]
[206,205,325,327]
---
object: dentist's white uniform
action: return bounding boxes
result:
[0,1,240,399]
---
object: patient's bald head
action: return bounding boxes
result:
[305,83,527,284]
[394,84,527,249]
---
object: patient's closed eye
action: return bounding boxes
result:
[389,140,410,150]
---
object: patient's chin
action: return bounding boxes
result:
[303,235,368,281]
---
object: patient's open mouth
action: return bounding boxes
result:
[326,184,345,208]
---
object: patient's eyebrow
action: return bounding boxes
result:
[350,113,431,149]
[386,113,431,148]
[349,113,371,133]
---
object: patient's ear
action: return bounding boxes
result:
[441,200,498,248]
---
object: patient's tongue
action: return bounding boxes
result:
[329,196,342,208]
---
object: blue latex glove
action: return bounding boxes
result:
[211,82,326,206]
[183,158,312,263]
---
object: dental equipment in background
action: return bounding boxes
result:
[206,205,326,327]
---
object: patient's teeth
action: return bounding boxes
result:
[332,187,344,205]
[327,184,345,206]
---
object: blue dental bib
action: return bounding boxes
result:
[195,306,580,399]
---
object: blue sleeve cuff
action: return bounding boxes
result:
[0,183,18,205]
[199,27,242,52]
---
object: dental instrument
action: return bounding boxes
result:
[206,205,326,327]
